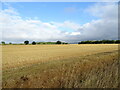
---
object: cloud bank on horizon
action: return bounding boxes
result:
[0,2,118,43]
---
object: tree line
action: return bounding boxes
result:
[1,40,120,45]
[1,40,68,45]
[24,40,68,45]
[78,40,120,44]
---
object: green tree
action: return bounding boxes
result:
[9,42,12,44]
[56,41,62,44]
[32,41,36,45]
[1,41,5,45]
[24,40,29,45]
[115,40,120,43]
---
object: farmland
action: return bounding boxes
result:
[2,44,119,88]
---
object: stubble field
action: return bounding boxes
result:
[2,44,119,88]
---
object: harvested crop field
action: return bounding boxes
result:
[2,44,119,88]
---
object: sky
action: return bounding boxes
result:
[0,2,118,43]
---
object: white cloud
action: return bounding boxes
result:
[0,8,68,43]
[51,21,81,31]
[79,3,118,40]
[67,3,118,42]
[70,32,81,35]
[0,2,118,43]
[86,3,118,20]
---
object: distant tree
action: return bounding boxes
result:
[98,40,102,44]
[78,42,81,44]
[93,41,101,44]
[43,42,46,44]
[78,40,117,44]
[9,42,12,44]
[1,41,5,45]
[24,40,29,45]
[56,41,62,44]
[115,40,120,44]
[108,40,115,44]
[32,41,36,45]
[78,41,85,44]
[37,42,41,44]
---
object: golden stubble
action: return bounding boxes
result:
[2,44,118,70]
